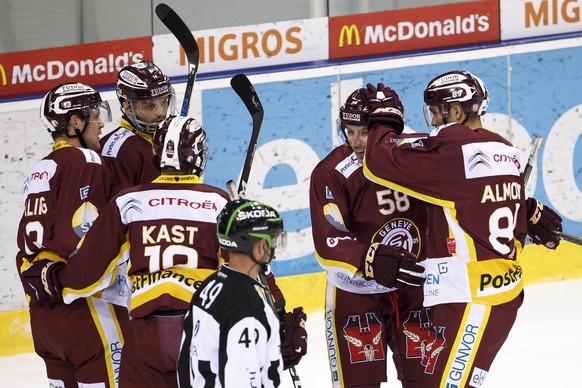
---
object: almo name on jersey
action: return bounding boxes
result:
[341,14,490,46]
[9,51,144,85]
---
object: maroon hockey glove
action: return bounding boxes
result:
[281,307,308,370]
[362,243,425,290]
[359,83,405,134]
[21,259,64,304]
[526,198,562,249]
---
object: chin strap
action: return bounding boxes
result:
[249,245,275,271]
[66,121,90,149]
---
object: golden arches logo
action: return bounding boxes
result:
[0,64,7,86]
[339,24,361,47]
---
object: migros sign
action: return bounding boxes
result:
[330,0,499,59]
[153,18,329,75]
[500,0,582,40]
[181,27,303,65]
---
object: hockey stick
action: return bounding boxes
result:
[226,76,303,387]
[524,136,582,246]
[230,74,264,198]
[523,136,543,184]
[553,230,582,245]
[155,3,200,117]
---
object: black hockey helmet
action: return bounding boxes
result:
[423,70,489,126]
[40,82,112,134]
[116,60,176,134]
[152,115,208,176]
[217,199,286,257]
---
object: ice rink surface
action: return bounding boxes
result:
[3,279,580,387]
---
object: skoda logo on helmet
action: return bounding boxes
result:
[219,237,238,248]
[237,209,278,221]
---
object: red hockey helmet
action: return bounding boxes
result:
[40,82,112,134]
[116,60,176,133]
[423,70,489,126]
[116,61,174,102]
[337,88,369,143]
[152,115,208,176]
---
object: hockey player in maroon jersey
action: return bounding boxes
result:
[309,88,426,387]
[17,82,129,387]
[31,115,227,387]
[100,60,177,193]
[361,71,561,387]
[178,199,293,388]
[103,60,288,306]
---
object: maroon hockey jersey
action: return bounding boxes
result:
[310,144,427,294]
[59,175,230,318]
[100,117,160,193]
[364,123,527,306]
[16,142,114,302]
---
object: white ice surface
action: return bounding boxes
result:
[2,279,580,387]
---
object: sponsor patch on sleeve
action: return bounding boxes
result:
[462,142,521,179]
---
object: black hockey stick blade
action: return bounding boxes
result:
[155,3,200,116]
[230,74,264,198]
[230,74,264,117]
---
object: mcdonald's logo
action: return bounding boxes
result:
[339,24,361,47]
[0,64,7,86]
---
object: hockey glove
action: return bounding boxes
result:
[360,83,405,134]
[526,198,562,249]
[281,307,308,370]
[21,259,64,304]
[362,243,425,290]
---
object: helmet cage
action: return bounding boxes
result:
[116,61,177,134]
[124,95,177,135]
[152,115,208,175]
[217,199,285,256]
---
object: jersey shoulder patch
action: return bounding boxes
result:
[462,141,521,179]
[78,148,103,165]
[334,152,361,179]
[101,128,135,157]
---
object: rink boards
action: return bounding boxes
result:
[1,34,582,356]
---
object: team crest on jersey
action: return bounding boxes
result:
[401,309,446,374]
[342,312,385,363]
[372,217,421,258]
